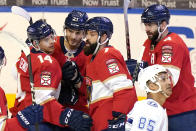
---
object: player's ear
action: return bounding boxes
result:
[100,33,107,43]
[147,81,158,91]
[160,21,168,30]
[32,40,39,49]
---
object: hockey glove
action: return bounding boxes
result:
[102,111,126,131]
[58,80,79,105]
[62,61,82,84]
[60,107,92,131]
[126,59,148,83]
[16,104,43,129]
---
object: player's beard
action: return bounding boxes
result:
[147,30,159,41]
[83,41,98,56]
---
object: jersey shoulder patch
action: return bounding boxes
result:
[147,100,158,108]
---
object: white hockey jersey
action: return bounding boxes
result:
[125,99,168,131]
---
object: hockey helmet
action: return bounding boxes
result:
[27,19,54,41]
[141,4,170,24]
[64,10,88,30]
[85,17,113,39]
[138,64,168,93]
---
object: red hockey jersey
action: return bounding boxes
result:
[10,48,65,127]
[86,46,137,131]
[142,32,196,116]
[0,87,26,131]
[52,36,88,113]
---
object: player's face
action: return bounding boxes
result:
[83,30,98,56]
[39,34,55,54]
[65,28,84,49]
[157,72,173,98]
[144,22,159,40]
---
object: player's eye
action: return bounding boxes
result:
[158,74,169,82]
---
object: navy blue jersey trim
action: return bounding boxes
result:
[60,36,66,54]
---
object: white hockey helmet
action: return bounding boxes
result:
[138,64,167,93]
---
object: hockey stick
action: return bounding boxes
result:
[11,6,36,103]
[11,6,40,130]
[11,6,33,25]
[0,31,36,101]
[123,0,146,84]
[123,0,131,59]
[41,6,46,22]
[0,31,40,130]
[132,46,145,84]
[0,22,8,31]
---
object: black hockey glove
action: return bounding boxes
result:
[102,111,126,131]
[60,107,93,131]
[126,59,148,84]
[16,104,43,129]
[58,80,79,105]
[62,61,82,84]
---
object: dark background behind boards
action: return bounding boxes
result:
[1,0,196,10]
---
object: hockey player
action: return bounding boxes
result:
[84,16,137,131]
[0,46,43,131]
[125,64,173,131]
[10,20,92,131]
[141,4,196,131]
[51,10,89,113]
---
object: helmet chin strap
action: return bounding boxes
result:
[156,24,168,41]
[33,40,48,54]
[32,40,41,51]
[148,82,169,98]
[92,35,109,55]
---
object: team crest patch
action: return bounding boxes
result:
[41,71,51,86]
[162,45,173,63]
[162,54,172,63]
[106,59,120,74]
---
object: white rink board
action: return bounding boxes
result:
[0,9,196,97]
